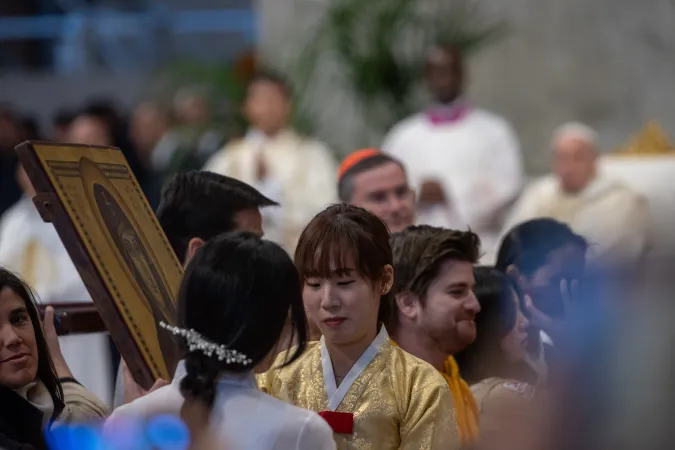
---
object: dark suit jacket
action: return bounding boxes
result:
[0,385,64,450]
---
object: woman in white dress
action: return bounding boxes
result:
[109,231,335,450]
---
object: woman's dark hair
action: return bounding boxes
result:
[294,203,393,325]
[178,232,308,408]
[455,267,535,385]
[496,218,588,277]
[0,268,64,418]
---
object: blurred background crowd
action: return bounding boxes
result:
[2,0,675,449]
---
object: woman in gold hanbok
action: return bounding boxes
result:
[258,204,459,450]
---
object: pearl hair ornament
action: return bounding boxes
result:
[159,322,253,366]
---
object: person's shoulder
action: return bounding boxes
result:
[469,108,511,127]
[297,410,335,448]
[257,341,320,388]
[471,377,536,410]
[523,174,559,196]
[382,114,428,155]
[390,344,448,389]
[469,108,517,136]
[106,384,181,424]
[387,113,427,135]
[602,178,647,204]
[259,391,327,429]
[259,395,335,449]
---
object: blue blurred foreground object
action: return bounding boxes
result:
[44,415,190,450]
[46,424,105,450]
[146,415,190,450]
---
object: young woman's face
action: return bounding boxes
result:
[0,287,39,389]
[303,264,388,347]
[500,288,530,363]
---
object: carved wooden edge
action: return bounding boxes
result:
[37,303,107,336]
[14,141,156,389]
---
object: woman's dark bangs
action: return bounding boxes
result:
[297,223,361,279]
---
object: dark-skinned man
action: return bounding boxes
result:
[383,45,524,262]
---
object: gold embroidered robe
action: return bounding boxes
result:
[258,337,460,450]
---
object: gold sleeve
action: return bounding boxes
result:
[255,371,274,394]
[399,380,460,450]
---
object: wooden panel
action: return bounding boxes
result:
[15,141,183,389]
[38,303,106,336]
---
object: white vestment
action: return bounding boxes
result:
[503,175,651,265]
[0,197,112,405]
[107,360,336,450]
[204,129,338,253]
[383,108,523,260]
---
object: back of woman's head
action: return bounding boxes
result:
[0,268,63,410]
[177,232,308,407]
[294,203,393,322]
[455,267,523,384]
[496,218,587,277]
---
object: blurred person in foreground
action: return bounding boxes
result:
[387,225,481,446]
[204,71,337,253]
[107,232,335,450]
[454,267,542,450]
[112,171,277,408]
[259,204,458,449]
[337,149,415,233]
[383,45,523,261]
[0,157,113,405]
[504,122,650,266]
[496,218,588,380]
[0,268,107,450]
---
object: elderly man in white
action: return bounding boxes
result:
[503,122,651,266]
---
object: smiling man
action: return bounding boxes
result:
[337,149,415,233]
[388,225,482,446]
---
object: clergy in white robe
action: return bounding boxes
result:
[0,195,112,405]
[382,45,523,260]
[204,72,337,253]
[106,360,335,450]
[503,122,651,266]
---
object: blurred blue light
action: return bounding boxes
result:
[46,424,106,450]
[145,415,190,450]
[101,417,148,450]
[45,425,72,450]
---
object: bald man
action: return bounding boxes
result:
[503,122,651,266]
